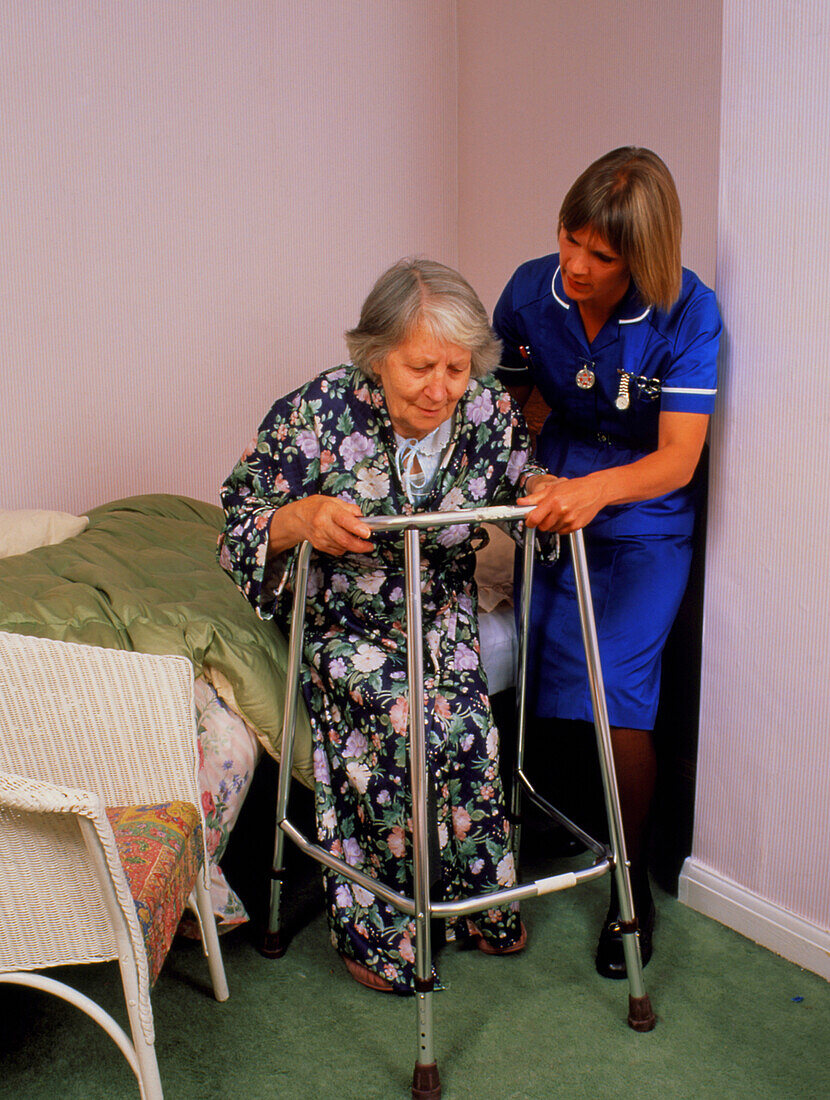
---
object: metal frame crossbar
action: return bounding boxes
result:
[264,505,655,1099]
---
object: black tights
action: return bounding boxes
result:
[610,725,656,890]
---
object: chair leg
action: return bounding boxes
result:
[113,942,165,1100]
[0,971,161,1098]
[191,878,230,1002]
[130,1026,165,1100]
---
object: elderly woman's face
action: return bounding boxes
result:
[376,326,471,440]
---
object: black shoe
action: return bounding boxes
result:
[595,894,655,980]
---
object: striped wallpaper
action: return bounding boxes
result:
[689,0,830,948]
[0,1,458,513]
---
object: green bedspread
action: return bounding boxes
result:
[0,494,312,786]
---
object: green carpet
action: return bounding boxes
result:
[1,837,827,1100]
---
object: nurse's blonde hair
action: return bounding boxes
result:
[346,258,502,379]
[559,147,682,312]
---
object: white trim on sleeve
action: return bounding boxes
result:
[662,386,718,396]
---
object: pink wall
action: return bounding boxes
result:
[0,1,457,513]
[0,2,721,512]
[682,0,830,968]
[457,0,722,312]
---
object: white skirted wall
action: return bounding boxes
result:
[679,0,830,979]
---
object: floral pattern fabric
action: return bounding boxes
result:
[108,801,203,985]
[218,364,547,992]
[194,676,260,930]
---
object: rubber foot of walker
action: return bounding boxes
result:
[260,931,286,959]
[627,993,656,1032]
[412,1061,441,1100]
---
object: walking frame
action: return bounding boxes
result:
[264,504,656,1100]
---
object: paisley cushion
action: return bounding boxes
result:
[107,801,203,985]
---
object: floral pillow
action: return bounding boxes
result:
[193,676,261,930]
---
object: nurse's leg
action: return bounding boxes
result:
[596,721,658,979]
[587,535,691,977]
[610,725,657,881]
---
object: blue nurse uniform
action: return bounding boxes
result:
[494,254,721,729]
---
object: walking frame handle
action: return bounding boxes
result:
[273,505,613,922]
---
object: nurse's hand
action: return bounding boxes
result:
[519,412,711,534]
[268,495,374,557]
[519,474,606,535]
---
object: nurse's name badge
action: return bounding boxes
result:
[575,364,595,389]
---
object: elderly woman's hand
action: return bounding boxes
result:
[519,473,608,535]
[269,495,374,558]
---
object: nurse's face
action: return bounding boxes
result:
[558,225,631,312]
[376,325,472,440]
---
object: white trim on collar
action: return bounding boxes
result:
[619,305,652,324]
[551,264,652,324]
[551,266,569,310]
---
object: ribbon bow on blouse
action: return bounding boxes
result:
[394,420,453,502]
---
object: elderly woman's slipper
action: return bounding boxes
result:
[341,954,394,992]
[464,920,527,955]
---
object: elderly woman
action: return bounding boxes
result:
[219,258,552,993]
[499,148,722,978]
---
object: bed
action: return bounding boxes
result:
[0,493,519,927]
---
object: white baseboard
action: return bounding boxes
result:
[678,857,830,981]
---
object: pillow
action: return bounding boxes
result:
[475,522,517,612]
[193,676,260,930]
[0,509,89,559]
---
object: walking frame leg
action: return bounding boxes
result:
[509,526,536,863]
[263,824,288,959]
[405,529,442,1100]
[510,527,607,868]
[263,542,313,960]
[570,529,656,1031]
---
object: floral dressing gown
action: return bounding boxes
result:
[219,364,547,992]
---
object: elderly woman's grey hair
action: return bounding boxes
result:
[345,257,502,379]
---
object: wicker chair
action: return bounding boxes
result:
[0,631,229,1100]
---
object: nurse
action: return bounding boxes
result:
[495,147,721,977]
